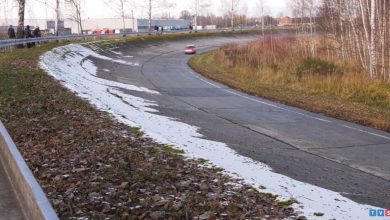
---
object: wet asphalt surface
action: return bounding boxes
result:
[91,35,390,208]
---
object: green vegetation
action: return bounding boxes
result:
[258,185,267,190]
[211,166,224,173]
[277,199,298,207]
[264,193,278,199]
[161,145,185,154]
[189,36,390,132]
[314,212,325,217]
[130,127,145,136]
[296,57,341,77]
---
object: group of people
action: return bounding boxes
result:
[7,25,41,48]
[154,25,164,35]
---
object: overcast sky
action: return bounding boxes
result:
[1,0,289,20]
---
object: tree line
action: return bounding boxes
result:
[10,0,253,36]
[319,0,390,81]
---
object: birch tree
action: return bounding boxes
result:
[192,0,211,32]
[369,0,376,78]
[66,0,83,34]
[319,0,390,81]
[105,0,134,36]
[16,0,25,39]
[159,0,175,19]
[55,0,60,36]
[221,0,240,31]
[257,0,266,36]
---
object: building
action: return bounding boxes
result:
[278,16,317,27]
[136,19,190,32]
[278,16,295,26]
[0,18,191,37]
[0,19,70,37]
[64,18,137,34]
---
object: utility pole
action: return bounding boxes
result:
[120,0,126,36]
[148,0,152,35]
[195,0,199,32]
[56,0,60,36]
[132,8,135,32]
[231,0,234,31]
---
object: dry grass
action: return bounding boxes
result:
[189,36,390,132]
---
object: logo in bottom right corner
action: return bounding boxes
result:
[369,209,390,217]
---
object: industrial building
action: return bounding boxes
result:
[136,19,190,32]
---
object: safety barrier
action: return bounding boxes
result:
[0,122,58,220]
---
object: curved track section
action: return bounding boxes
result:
[41,35,390,219]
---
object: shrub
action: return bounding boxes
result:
[296,57,342,77]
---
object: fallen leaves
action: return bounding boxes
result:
[0,43,305,219]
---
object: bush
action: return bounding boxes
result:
[296,57,341,77]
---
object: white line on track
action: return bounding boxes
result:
[186,68,390,141]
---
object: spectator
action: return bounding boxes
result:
[32,27,41,47]
[154,25,159,35]
[161,26,164,34]
[33,27,41,38]
[7,25,16,39]
[24,25,33,48]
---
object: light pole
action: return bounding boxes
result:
[231,0,234,31]
[148,0,152,35]
[194,0,199,32]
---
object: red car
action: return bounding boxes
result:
[185,45,197,54]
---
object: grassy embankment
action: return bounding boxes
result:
[0,33,300,218]
[189,36,390,132]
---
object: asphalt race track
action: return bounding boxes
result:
[92,35,390,208]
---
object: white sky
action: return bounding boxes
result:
[1,0,290,20]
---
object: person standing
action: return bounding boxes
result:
[32,27,41,47]
[7,25,16,39]
[33,27,41,38]
[154,25,159,35]
[24,25,33,48]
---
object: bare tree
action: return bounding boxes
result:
[369,0,377,78]
[159,0,175,19]
[191,0,211,32]
[221,0,240,31]
[66,0,83,34]
[105,0,134,36]
[56,0,60,36]
[257,0,266,36]
[16,0,25,39]
[319,0,390,81]
[180,10,192,20]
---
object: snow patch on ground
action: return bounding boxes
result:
[40,43,380,220]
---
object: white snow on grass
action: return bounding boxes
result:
[40,43,380,220]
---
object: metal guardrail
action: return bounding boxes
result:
[0,27,267,49]
[0,32,143,49]
[0,121,59,220]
